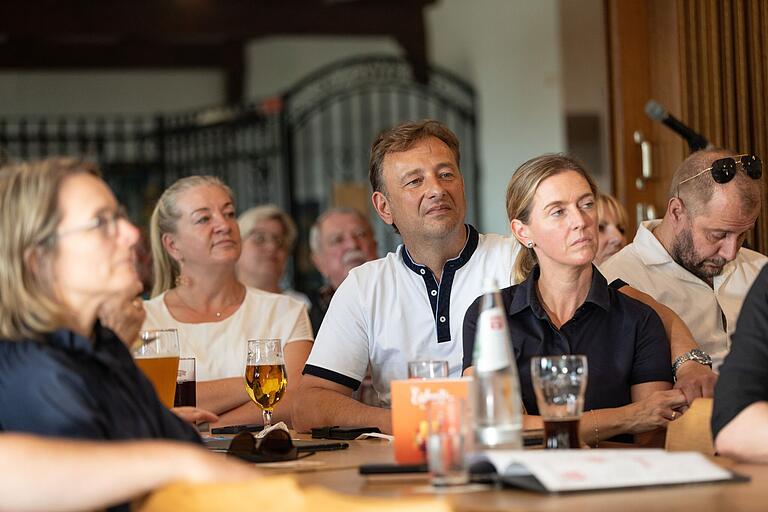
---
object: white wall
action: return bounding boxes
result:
[559,0,610,193]
[244,36,401,97]
[427,0,564,235]
[0,70,224,115]
[0,1,566,236]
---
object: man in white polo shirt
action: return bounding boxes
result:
[293,120,518,433]
[601,149,766,370]
[294,122,718,433]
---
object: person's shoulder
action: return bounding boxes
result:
[143,291,166,306]
[245,287,306,311]
[600,242,642,270]
[283,289,311,308]
[0,336,85,395]
[735,247,768,271]
[605,280,659,319]
[477,232,519,256]
[346,252,402,284]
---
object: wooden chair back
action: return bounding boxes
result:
[665,398,715,454]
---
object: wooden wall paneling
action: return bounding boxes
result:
[752,0,768,252]
[721,0,737,151]
[708,0,723,146]
[608,0,655,235]
[649,0,685,210]
[683,0,700,130]
[733,1,750,146]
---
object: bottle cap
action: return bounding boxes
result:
[481,277,499,295]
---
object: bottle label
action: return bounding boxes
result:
[474,306,513,372]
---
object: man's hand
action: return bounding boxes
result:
[674,361,718,406]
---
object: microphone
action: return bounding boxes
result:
[644,100,710,152]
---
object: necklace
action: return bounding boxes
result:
[172,286,244,320]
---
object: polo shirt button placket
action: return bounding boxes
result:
[439,316,446,323]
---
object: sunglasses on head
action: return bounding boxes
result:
[678,154,762,192]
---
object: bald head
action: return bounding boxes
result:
[671,149,761,215]
[660,149,763,284]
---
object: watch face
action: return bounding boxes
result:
[690,349,712,364]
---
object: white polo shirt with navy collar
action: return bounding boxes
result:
[599,220,768,366]
[303,225,520,406]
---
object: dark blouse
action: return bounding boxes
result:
[463,266,673,418]
[0,324,200,443]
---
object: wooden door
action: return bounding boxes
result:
[607,0,768,254]
[607,0,686,240]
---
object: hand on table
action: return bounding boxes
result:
[625,389,688,434]
[172,407,219,425]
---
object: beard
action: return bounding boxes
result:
[670,226,727,282]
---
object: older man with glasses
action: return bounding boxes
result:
[600,149,767,373]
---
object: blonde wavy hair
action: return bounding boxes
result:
[0,158,100,340]
[506,154,597,283]
[149,175,234,297]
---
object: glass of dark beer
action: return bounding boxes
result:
[531,355,588,449]
[174,357,196,407]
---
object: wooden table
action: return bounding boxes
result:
[140,433,767,512]
[267,437,768,512]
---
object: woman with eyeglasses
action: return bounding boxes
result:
[236,204,310,306]
[0,158,200,442]
[143,176,313,428]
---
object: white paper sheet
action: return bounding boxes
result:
[479,449,734,492]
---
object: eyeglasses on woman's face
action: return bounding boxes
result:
[46,205,129,245]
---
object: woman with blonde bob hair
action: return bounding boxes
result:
[594,193,628,265]
[0,158,200,443]
[463,154,686,446]
[144,175,313,427]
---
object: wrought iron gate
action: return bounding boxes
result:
[0,55,479,291]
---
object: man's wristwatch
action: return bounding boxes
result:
[672,349,713,379]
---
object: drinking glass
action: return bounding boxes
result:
[174,357,196,407]
[133,329,180,409]
[426,396,469,486]
[407,360,449,379]
[245,338,286,427]
[531,355,588,449]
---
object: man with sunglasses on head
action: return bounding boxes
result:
[601,149,767,375]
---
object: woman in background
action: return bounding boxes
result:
[236,204,310,306]
[145,176,313,427]
[594,193,628,265]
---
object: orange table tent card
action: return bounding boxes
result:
[391,377,471,464]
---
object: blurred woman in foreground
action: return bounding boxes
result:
[0,158,201,440]
[144,176,313,427]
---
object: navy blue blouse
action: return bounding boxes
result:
[0,324,200,443]
[463,266,673,417]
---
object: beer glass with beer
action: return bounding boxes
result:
[531,355,588,449]
[245,338,286,427]
[133,329,181,408]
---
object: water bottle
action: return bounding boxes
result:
[471,277,523,449]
